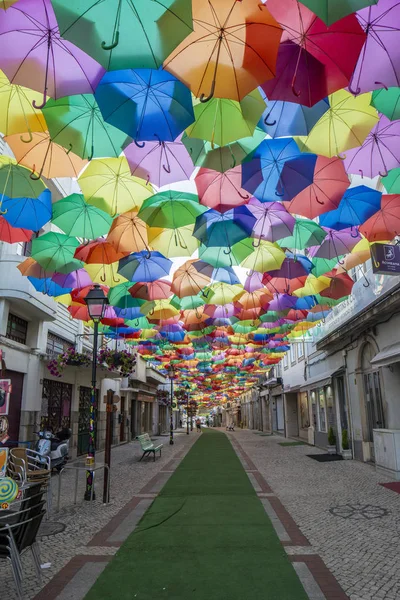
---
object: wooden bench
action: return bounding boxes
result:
[137,434,163,462]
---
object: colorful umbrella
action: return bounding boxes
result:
[75,239,127,265]
[31,232,79,271]
[372,88,400,121]
[84,262,127,287]
[0,0,105,107]
[95,68,194,142]
[314,228,361,259]
[0,216,32,243]
[240,241,286,273]
[106,210,149,255]
[247,199,295,244]
[319,186,382,230]
[193,262,240,286]
[118,251,172,282]
[360,195,400,241]
[259,95,329,138]
[28,276,72,297]
[138,190,206,229]
[320,270,354,300]
[51,0,193,71]
[1,189,51,230]
[51,269,92,290]
[0,70,46,137]
[130,281,172,302]
[298,0,378,26]
[171,260,212,298]
[51,194,112,238]
[382,168,400,194]
[193,207,256,248]
[278,154,318,202]
[195,166,250,213]
[147,226,200,258]
[198,239,254,268]
[164,0,282,101]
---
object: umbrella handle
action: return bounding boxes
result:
[88,145,94,161]
[66,143,73,155]
[315,195,324,205]
[20,129,33,144]
[200,79,216,104]
[252,238,262,248]
[100,273,106,282]
[348,82,361,96]
[375,81,388,91]
[162,163,171,174]
[337,153,346,160]
[0,206,7,215]
[223,247,232,255]
[101,30,120,50]
[30,164,43,181]
[379,169,388,178]
[359,169,364,179]
[32,90,47,110]
[237,190,249,200]
[134,140,145,148]
[263,112,276,127]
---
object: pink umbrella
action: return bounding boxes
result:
[0,0,105,108]
[204,303,241,319]
[344,115,400,178]
[247,199,295,245]
[124,134,194,188]
[244,271,264,293]
[195,166,250,213]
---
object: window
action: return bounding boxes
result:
[297,340,305,360]
[6,314,28,344]
[317,388,327,432]
[283,353,288,369]
[290,343,296,364]
[299,392,310,429]
[46,332,73,358]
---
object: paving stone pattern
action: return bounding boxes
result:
[231,431,400,600]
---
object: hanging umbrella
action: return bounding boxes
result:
[95,68,194,142]
[263,0,366,106]
[244,271,264,293]
[142,299,180,322]
[264,256,313,281]
[42,94,129,160]
[171,259,212,298]
[285,156,349,219]
[320,270,354,300]
[203,282,245,305]
[308,253,342,277]
[314,228,361,259]
[130,281,172,302]
[31,232,79,271]
[124,133,194,188]
[147,225,200,258]
[247,199,295,244]
[107,282,146,311]
[382,168,400,194]
[195,166,250,213]
[241,137,302,202]
[84,262,127,287]
[268,293,297,312]
[277,218,325,249]
[164,0,282,102]
[51,0,193,72]
[51,194,112,238]
[0,0,105,107]
[185,90,265,147]
[0,70,46,137]
[372,88,400,122]
[349,0,400,94]
[71,284,109,304]
[198,238,254,269]
[0,216,31,243]
[294,274,330,297]
[337,238,373,271]
[298,0,378,26]
[75,239,127,265]
[51,269,92,290]
[240,241,286,273]
[277,154,318,202]
[1,189,51,230]
[28,276,72,297]
[192,262,240,286]
[5,131,87,179]
[295,90,378,158]
[106,210,149,255]
[17,257,53,278]
[78,156,153,216]
[258,94,329,138]
[360,195,400,241]
[344,115,400,178]
[182,127,265,173]
[138,190,206,229]
[319,186,382,230]
[118,251,172,282]
[193,207,255,249]
[264,274,307,295]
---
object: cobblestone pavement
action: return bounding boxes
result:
[2,431,197,600]
[230,430,400,600]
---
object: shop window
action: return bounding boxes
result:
[317,388,327,432]
[299,392,310,429]
[46,332,74,358]
[326,385,335,429]
[311,391,317,428]
[6,314,28,344]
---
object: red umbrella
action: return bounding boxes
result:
[285,309,308,322]
[74,239,127,264]
[0,217,32,244]
[195,166,250,213]
[285,156,349,219]
[360,195,400,242]
[71,284,109,304]
[263,274,307,294]
[129,280,172,301]
[320,270,354,300]
[263,0,366,107]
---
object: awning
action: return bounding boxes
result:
[300,370,338,392]
[284,384,301,393]
[370,343,400,368]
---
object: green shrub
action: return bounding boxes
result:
[342,429,350,450]
[328,426,336,446]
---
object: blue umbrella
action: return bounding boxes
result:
[284,252,314,274]
[193,207,256,248]
[192,261,240,285]
[276,154,318,202]
[114,306,145,320]
[258,93,329,138]
[95,68,194,142]
[319,186,382,231]
[2,189,52,230]
[241,138,302,202]
[118,250,172,282]
[28,277,72,297]
[294,296,317,310]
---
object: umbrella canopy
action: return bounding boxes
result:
[295,90,378,157]
[51,0,193,72]
[192,262,240,286]
[372,88,400,121]
[319,186,382,230]
[240,241,286,273]
[259,95,329,138]
[78,156,153,216]
[130,281,172,302]
[1,188,51,230]
[164,0,282,101]
[0,0,105,107]
[108,282,146,311]
[42,94,129,160]
[199,238,254,268]
[278,154,318,202]
[95,68,194,142]
[171,260,212,298]
[247,199,295,243]
[193,207,256,248]
[147,226,200,258]
[51,269,92,290]
[298,0,378,26]
[51,194,112,238]
[344,115,400,178]
[0,216,31,243]
[195,166,250,213]
[31,232,79,271]
[138,190,206,229]
[118,251,172,282]
[314,228,361,259]
[0,70,46,137]
[360,195,400,241]
[320,270,354,300]
[106,210,149,255]
[185,91,265,147]
[124,134,194,188]
[382,168,400,194]
[75,239,127,265]
[204,282,245,305]
[28,276,72,297]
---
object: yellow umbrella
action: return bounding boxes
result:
[336,238,373,273]
[84,262,128,287]
[294,275,330,298]
[148,225,200,258]
[78,157,153,216]
[295,90,378,158]
[141,299,180,321]
[0,70,46,137]
[240,241,285,273]
[205,282,244,304]
[53,293,73,306]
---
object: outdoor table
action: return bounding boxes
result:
[56,461,110,512]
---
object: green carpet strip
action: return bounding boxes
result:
[85,430,308,600]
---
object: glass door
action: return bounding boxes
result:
[363,372,385,462]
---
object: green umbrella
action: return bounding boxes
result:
[51,0,193,71]
[125,316,152,329]
[185,90,265,148]
[182,127,265,173]
[312,256,342,278]
[138,190,206,229]
[278,219,326,249]
[372,87,400,121]
[199,238,254,268]
[56,258,85,275]
[31,232,79,271]
[382,168,400,193]
[231,320,259,334]
[314,294,348,307]
[107,282,146,309]
[51,193,112,238]
[259,311,287,323]
[0,156,46,198]
[298,0,378,26]
[42,94,129,160]
[171,294,205,311]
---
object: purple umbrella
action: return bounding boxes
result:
[247,199,295,246]
[314,228,361,260]
[51,269,92,289]
[0,0,105,108]
[344,115,400,178]
[244,271,264,293]
[268,294,297,312]
[350,0,400,94]
[204,303,240,319]
[123,133,195,188]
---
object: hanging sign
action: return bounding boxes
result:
[371,243,400,275]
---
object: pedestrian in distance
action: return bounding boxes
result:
[196,418,201,432]
[206,418,209,427]
[179,419,183,428]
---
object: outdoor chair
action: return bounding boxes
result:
[9,448,52,512]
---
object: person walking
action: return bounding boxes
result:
[196,418,201,432]
[206,418,209,428]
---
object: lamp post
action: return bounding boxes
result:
[167,365,174,445]
[84,284,108,500]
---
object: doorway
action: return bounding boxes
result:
[42,379,72,433]
[120,396,125,442]
[362,343,385,462]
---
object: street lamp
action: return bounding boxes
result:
[167,364,175,445]
[84,284,108,500]
[182,382,190,436]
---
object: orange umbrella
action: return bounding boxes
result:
[237,289,272,310]
[171,259,211,298]
[74,239,127,264]
[5,131,87,179]
[17,257,52,278]
[181,307,208,326]
[106,210,149,254]
[164,0,282,101]
[130,280,172,301]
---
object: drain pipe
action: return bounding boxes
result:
[342,348,356,459]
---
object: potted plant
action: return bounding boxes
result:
[47,347,91,378]
[98,349,136,377]
[341,429,352,460]
[327,426,337,454]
